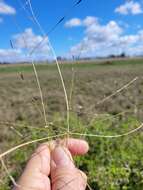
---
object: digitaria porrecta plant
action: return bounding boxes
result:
[0,0,143,189]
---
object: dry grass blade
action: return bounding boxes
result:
[0,133,66,159]
[10,126,24,138]
[25,0,70,133]
[31,59,48,127]
[0,158,19,187]
[97,77,139,105]
[69,67,76,111]
[71,122,143,138]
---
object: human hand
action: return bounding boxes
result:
[14,138,89,190]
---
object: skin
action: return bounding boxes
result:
[14,138,89,190]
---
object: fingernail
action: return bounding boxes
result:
[51,146,74,167]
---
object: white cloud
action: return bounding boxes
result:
[86,21,123,41]
[0,28,52,63]
[0,49,23,63]
[115,1,142,15]
[68,16,143,57]
[65,18,82,27]
[0,1,16,15]
[83,16,97,26]
[65,16,98,28]
[13,28,50,55]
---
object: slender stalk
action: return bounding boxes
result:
[27,0,70,133]
[31,58,48,127]
[97,77,139,105]
[0,133,66,159]
[70,122,143,138]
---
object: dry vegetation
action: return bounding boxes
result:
[0,60,143,189]
[0,61,143,125]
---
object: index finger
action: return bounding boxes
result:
[62,138,89,156]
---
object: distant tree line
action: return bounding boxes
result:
[0,62,10,65]
[108,52,126,59]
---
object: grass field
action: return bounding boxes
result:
[0,59,143,189]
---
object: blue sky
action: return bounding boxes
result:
[0,0,143,62]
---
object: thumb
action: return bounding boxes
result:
[51,146,87,190]
[15,144,51,190]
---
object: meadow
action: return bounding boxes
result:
[0,59,143,189]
